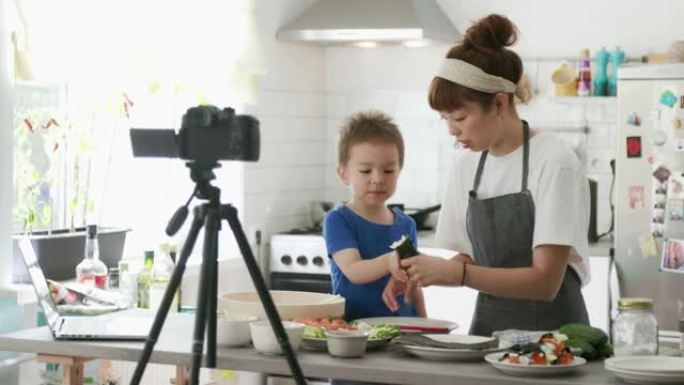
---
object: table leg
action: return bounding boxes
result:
[36,354,92,385]
[173,365,189,385]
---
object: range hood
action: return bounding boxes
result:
[277,0,458,45]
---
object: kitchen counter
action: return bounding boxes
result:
[0,311,623,385]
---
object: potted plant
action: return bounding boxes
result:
[12,88,129,282]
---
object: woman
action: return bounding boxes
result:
[384,14,591,336]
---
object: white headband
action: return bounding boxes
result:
[436,58,528,101]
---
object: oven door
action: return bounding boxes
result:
[269,272,332,294]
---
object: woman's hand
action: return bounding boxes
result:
[382,276,407,313]
[401,254,462,292]
[387,250,408,282]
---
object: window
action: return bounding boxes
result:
[11,0,262,262]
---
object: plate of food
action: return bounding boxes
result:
[354,317,459,333]
[295,317,401,351]
[396,334,513,361]
[485,333,586,376]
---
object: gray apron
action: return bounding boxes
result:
[466,120,589,336]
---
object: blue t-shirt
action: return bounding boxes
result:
[323,205,419,321]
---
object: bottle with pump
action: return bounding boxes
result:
[577,48,592,97]
[75,224,109,289]
[148,243,179,312]
[137,251,154,308]
[593,47,609,96]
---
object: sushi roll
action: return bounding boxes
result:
[390,234,419,260]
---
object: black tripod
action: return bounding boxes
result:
[130,161,307,385]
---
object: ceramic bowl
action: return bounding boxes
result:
[250,320,305,355]
[220,290,344,319]
[325,330,369,358]
[216,315,258,347]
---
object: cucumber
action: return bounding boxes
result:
[596,342,613,358]
[559,323,608,347]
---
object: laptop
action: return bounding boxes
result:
[18,237,153,340]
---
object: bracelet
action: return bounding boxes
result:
[460,262,467,287]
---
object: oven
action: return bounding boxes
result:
[269,234,332,294]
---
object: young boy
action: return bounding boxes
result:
[323,110,426,321]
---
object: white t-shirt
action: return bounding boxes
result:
[435,132,591,286]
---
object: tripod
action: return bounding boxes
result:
[130,162,307,385]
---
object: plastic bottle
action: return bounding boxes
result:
[148,243,179,312]
[137,251,154,308]
[608,47,626,96]
[593,47,609,96]
[118,261,137,308]
[577,48,592,97]
[75,224,109,289]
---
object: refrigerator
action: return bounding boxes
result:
[615,63,684,333]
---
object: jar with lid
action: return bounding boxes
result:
[613,297,658,356]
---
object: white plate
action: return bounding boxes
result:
[302,336,392,351]
[399,339,513,361]
[605,356,684,373]
[605,365,684,384]
[355,317,459,332]
[484,352,586,376]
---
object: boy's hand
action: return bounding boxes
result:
[387,250,408,282]
[382,276,406,312]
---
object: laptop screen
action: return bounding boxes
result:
[17,237,62,330]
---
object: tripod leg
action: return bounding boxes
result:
[130,207,205,385]
[223,204,308,385]
[207,222,219,367]
[190,206,220,384]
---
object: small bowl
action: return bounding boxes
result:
[325,330,369,358]
[250,320,305,355]
[216,315,258,347]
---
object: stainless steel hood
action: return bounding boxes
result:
[277,0,458,44]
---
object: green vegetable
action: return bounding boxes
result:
[369,324,401,340]
[558,323,608,347]
[304,325,325,339]
[596,342,613,358]
[565,337,597,359]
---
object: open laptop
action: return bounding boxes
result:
[18,237,153,340]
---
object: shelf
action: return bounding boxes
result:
[551,96,617,106]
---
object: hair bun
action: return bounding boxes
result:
[464,14,518,52]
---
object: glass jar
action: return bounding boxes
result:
[613,297,658,356]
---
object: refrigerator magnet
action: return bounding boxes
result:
[628,185,645,210]
[627,136,642,158]
[660,90,677,107]
[675,138,684,152]
[668,199,684,221]
[667,172,684,199]
[660,238,684,272]
[653,130,668,146]
[638,234,658,259]
[627,112,641,126]
[653,165,672,183]
[680,95,684,109]
[674,117,682,129]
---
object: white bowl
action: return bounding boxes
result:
[250,320,305,355]
[220,291,344,320]
[325,330,369,358]
[216,315,257,347]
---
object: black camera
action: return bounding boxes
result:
[130,105,260,163]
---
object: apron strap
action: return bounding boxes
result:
[521,120,530,192]
[471,120,531,194]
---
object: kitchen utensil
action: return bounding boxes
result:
[485,352,587,376]
[551,65,578,96]
[325,330,369,358]
[250,320,305,355]
[220,290,345,320]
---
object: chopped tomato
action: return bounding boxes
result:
[506,354,521,364]
[557,350,574,365]
[530,351,547,365]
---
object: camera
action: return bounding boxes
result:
[130,105,260,163]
